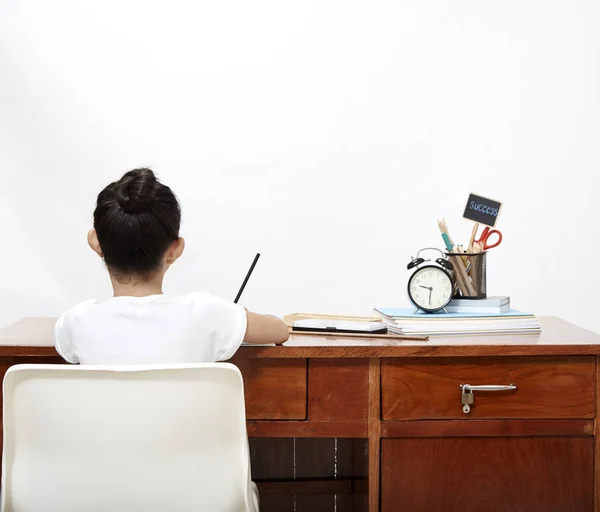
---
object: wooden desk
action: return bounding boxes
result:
[1,316,600,512]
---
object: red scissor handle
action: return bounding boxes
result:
[476,227,502,250]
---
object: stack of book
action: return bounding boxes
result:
[373,307,541,336]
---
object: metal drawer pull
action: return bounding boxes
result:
[463,384,517,392]
[460,383,517,414]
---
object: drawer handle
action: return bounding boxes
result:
[460,383,517,414]
[463,384,517,392]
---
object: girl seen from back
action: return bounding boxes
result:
[55,168,289,364]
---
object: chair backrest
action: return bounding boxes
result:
[1,363,255,512]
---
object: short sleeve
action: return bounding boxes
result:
[54,299,98,364]
[189,293,248,361]
[54,310,79,364]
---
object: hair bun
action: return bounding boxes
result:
[115,168,157,214]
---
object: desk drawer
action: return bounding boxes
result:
[381,356,595,420]
[234,359,307,420]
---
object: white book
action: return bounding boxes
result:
[449,296,510,307]
[387,327,541,336]
[381,316,541,336]
[445,304,510,314]
[399,322,540,333]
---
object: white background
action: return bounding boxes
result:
[1,0,599,333]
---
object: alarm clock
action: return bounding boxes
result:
[407,248,454,313]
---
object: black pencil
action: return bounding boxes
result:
[234,253,261,304]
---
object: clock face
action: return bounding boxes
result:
[408,266,453,312]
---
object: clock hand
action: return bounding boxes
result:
[419,285,430,290]
[429,288,432,305]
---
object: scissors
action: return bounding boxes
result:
[474,226,502,250]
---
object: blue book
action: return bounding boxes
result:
[373,308,534,321]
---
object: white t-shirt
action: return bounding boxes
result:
[54,292,247,364]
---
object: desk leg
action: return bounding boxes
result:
[368,358,381,512]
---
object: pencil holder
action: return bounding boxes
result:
[445,252,487,299]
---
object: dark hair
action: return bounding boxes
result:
[93,168,181,279]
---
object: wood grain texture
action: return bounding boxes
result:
[367,358,381,512]
[11,356,64,365]
[252,439,368,512]
[250,438,295,512]
[336,439,368,512]
[381,437,594,512]
[289,330,428,341]
[4,317,600,358]
[14,343,600,358]
[246,421,367,438]
[0,359,12,455]
[308,359,368,422]
[594,356,600,512]
[381,419,593,438]
[256,479,360,495]
[382,356,595,420]
[295,439,335,511]
[234,358,307,420]
[0,346,58,357]
[252,419,369,510]
[0,359,12,420]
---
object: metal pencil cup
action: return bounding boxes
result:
[445,252,487,299]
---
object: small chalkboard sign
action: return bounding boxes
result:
[463,193,502,227]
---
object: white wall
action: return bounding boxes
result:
[1,0,599,333]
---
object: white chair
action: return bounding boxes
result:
[1,363,259,512]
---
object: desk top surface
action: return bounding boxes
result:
[0,316,599,358]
